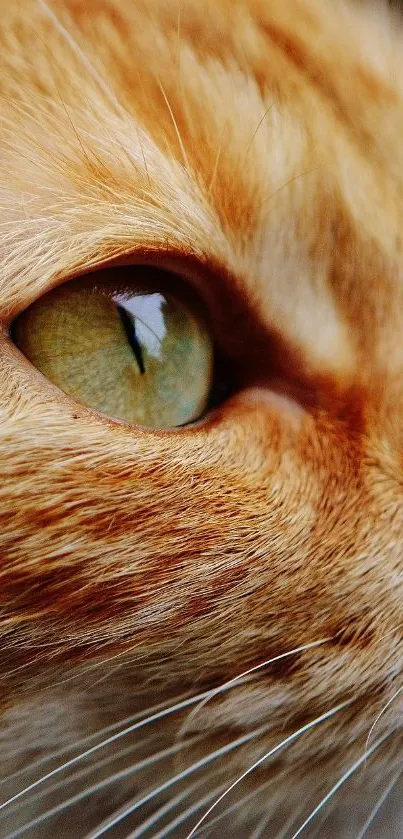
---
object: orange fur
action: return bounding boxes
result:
[1,0,403,835]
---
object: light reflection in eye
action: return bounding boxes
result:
[116,293,167,360]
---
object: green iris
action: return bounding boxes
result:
[12,268,214,428]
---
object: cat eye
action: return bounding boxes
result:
[11,266,216,429]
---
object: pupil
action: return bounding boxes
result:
[117,304,145,375]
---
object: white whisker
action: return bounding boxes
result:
[355,766,403,839]
[289,731,392,838]
[84,723,270,839]
[0,689,213,811]
[186,699,350,839]
[5,731,161,818]
[364,686,403,758]
[199,777,282,839]
[274,802,307,839]
[4,737,202,839]
[125,776,209,839]
[149,780,228,839]
[196,775,276,837]
[125,776,227,839]
[299,793,342,839]
[0,694,176,788]
[303,803,335,839]
[181,638,331,740]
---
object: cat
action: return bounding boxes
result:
[1,0,403,835]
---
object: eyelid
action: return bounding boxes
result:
[4,249,244,362]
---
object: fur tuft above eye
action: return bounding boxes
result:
[11,266,218,429]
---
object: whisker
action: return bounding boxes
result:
[250,806,278,839]
[299,791,344,839]
[185,699,350,839]
[0,694,178,788]
[289,731,392,839]
[274,801,308,839]
[181,638,331,740]
[149,780,229,839]
[302,801,336,839]
[0,689,214,811]
[84,723,270,839]
[4,736,202,839]
[355,766,403,839]
[4,731,161,818]
[124,776,210,839]
[364,685,403,758]
[198,776,277,838]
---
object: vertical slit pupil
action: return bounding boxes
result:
[117,304,145,374]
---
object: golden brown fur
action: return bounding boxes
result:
[1,0,403,835]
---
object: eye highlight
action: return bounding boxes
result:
[11,267,215,429]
